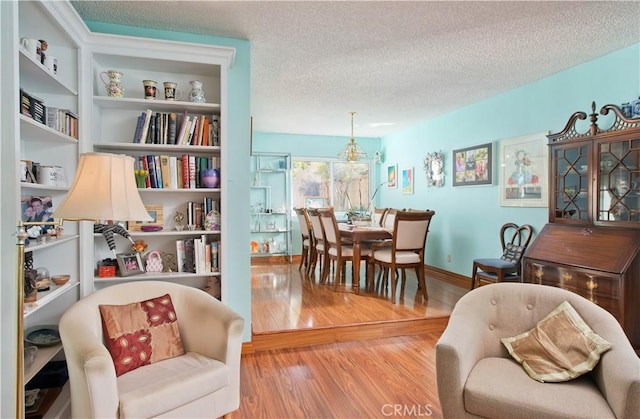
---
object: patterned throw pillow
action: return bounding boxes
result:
[99,294,185,376]
[501,301,612,383]
[500,243,525,264]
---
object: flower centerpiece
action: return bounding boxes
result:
[345,181,387,225]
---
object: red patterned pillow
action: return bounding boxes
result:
[99,294,185,376]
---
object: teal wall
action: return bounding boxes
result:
[85,21,252,340]
[255,43,640,278]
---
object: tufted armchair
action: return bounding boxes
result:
[436,283,640,418]
[59,281,244,418]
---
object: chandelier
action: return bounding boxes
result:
[341,111,367,162]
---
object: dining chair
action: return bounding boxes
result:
[372,207,388,227]
[381,208,398,229]
[306,208,329,281]
[318,207,371,291]
[293,207,312,274]
[470,222,534,289]
[367,210,435,304]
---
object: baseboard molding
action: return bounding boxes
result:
[241,341,255,355]
[250,317,448,352]
[424,264,471,290]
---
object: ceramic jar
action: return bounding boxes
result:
[201,168,219,188]
[189,80,206,103]
[100,70,125,97]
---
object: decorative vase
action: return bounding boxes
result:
[202,168,219,188]
[100,70,125,97]
[188,80,206,103]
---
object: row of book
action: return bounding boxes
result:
[186,199,221,231]
[20,89,78,139]
[176,237,220,274]
[134,154,220,189]
[133,110,219,146]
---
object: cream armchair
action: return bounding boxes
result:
[59,281,244,418]
[436,283,640,419]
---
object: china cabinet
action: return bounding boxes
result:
[88,34,234,298]
[523,102,640,350]
[250,153,292,260]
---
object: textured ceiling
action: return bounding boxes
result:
[70,1,640,138]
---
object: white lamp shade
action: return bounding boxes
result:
[54,153,152,221]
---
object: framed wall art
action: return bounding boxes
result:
[499,131,549,207]
[423,151,445,187]
[452,143,493,186]
[402,167,414,194]
[387,164,398,188]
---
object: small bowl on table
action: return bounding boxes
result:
[51,275,70,286]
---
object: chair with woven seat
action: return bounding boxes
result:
[367,210,435,304]
[318,207,371,291]
[294,207,312,274]
[470,222,533,290]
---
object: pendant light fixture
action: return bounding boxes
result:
[341,111,367,162]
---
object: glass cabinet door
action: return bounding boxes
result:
[551,142,591,222]
[597,138,640,223]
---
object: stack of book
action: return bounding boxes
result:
[133,110,220,146]
[175,237,220,274]
[134,154,220,190]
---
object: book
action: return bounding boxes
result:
[148,115,156,144]
[159,155,171,189]
[177,114,190,145]
[175,239,185,272]
[167,112,178,144]
[184,238,195,273]
[211,241,219,272]
[153,155,163,188]
[188,155,196,189]
[138,109,152,144]
[146,155,158,188]
[169,156,178,189]
[181,154,190,189]
[132,113,145,143]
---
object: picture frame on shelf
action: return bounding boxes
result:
[128,205,163,231]
[116,252,144,277]
[453,142,493,186]
[402,167,414,194]
[387,164,398,188]
[499,131,549,207]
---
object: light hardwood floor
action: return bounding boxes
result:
[232,261,467,418]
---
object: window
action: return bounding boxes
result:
[292,159,371,215]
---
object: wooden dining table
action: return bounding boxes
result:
[338,223,392,293]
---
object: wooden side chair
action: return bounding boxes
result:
[470,222,534,289]
[372,207,388,227]
[293,207,312,274]
[367,210,435,304]
[381,208,398,229]
[306,208,329,281]
[317,207,371,291]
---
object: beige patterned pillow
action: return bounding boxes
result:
[501,301,612,383]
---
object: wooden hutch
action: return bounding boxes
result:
[523,102,640,350]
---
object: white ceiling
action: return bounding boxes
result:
[70,1,640,138]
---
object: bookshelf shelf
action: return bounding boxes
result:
[20,115,79,144]
[94,271,221,283]
[94,142,220,153]
[19,49,78,96]
[94,96,220,112]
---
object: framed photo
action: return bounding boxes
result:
[499,131,549,207]
[128,205,163,231]
[305,196,325,209]
[116,252,144,277]
[387,164,398,188]
[452,143,493,186]
[402,167,414,194]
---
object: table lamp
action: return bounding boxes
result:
[15,152,151,417]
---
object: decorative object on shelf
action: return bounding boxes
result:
[631,96,640,118]
[23,252,37,303]
[423,151,445,187]
[162,252,177,272]
[51,274,70,286]
[38,165,66,187]
[163,81,182,101]
[24,325,60,347]
[202,168,220,188]
[23,345,37,371]
[144,250,164,273]
[94,223,134,256]
[141,225,163,232]
[44,54,57,74]
[173,211,185,231]
[143,79,157,100]
[128,204,163,232]
[373,150,383,164]
[452,142,493,187]
[20,38,39,59]
[35,267,50,291]
[100,70,125,97]
[188,80,206,103]
[340,111,367,162]
[115,252,145,277]
[38,39,47,64]
[97,258,118,278]
[499,132,549,207]
[131,239,148,253]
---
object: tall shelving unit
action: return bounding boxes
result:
[250,153,292,261]
[86,34,235,299]
[4,1,86,417]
